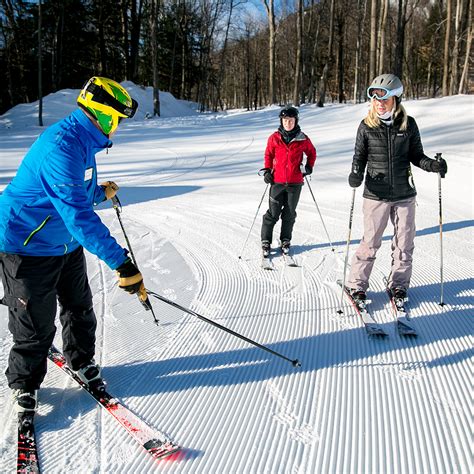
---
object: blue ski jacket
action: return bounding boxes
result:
[0,109,127,269]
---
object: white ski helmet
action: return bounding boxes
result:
[367,74,403,101]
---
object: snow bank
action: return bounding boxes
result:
[0,82,198,130]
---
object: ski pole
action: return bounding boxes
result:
[238,184,269,259]
[305,176,334,251]
[147,290,301,367]
[111,195,160,324]
[337,188,356,314]
[435,152,445,306]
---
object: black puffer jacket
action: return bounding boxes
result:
[352,114,435,201]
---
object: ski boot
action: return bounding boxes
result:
[76,360,106,393]
[280,240,291,256]
[12,389,38,414]
[346,288,367,305]
[262,241,271,258]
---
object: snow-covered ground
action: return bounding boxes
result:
[0,86,473,473]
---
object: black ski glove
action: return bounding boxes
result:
[304,164,313,176]
[430,158,447,178]
[348,172,363,188]
[263,168,274,185]
[116,258,144,295]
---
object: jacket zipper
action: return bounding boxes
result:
[387,127,393,199]
[23,215,51,246]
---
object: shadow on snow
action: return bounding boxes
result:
[290,219,474,254]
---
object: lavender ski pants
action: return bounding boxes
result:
[347,196,416,292]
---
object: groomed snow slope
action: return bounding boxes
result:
[0,91,473,474]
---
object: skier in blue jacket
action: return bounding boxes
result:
[0,77,145,414]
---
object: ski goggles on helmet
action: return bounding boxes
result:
[367,86,402,101]
[86,82,138,118]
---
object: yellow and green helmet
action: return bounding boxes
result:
[77,77,138,135]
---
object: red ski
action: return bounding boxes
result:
[17,413,40,473]
[48,345,180,462]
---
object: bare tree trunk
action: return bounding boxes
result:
[394,0,407,78]
[459,0,473,93]
[150,0,160,116]
[307,4,321,103]
[449,0,463,95]
[369,0,377,80]
[377,0,388,74]
[169,29,177,94]
[353,0,368,103]
[216,1,234,110]
[292,0,303,105]
[129,0,144,82]
[246,27,251,110]
[262,0,276,104]
[336,10,345,103]
[317,0,335,107]
[122,0,130,79]
[51,4,64,90]
[197,0,222,112]
[98,3,107,75]
[442,0,452,95]
[179,0,188,99]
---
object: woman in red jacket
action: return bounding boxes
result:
[260,106,316,257]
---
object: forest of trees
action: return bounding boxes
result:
[0,0,472,116]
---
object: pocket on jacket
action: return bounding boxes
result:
[23,215,52,246]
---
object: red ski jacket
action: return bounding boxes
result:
[264,130,317,184]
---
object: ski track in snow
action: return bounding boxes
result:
[0,95,473,473]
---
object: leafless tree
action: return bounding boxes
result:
[458,0,473,93]
[442,0,452,95]
[292,0,303,105]
[369,0,377,80]
[262,0,277,104]
[317,0,335,107]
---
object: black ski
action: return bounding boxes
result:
[47,345,180,462]
[17,413,40,473]
[386,288,417,337]
[336,280,388,337]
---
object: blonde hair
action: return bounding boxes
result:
[364,100,408,131]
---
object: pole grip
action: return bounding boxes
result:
[435,152,445,179]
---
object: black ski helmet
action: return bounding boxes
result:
[279,106,299,125]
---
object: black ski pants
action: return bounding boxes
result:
[0,247,96,390]
[261,183,303,244]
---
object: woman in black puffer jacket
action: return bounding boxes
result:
[345,74,447,302]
